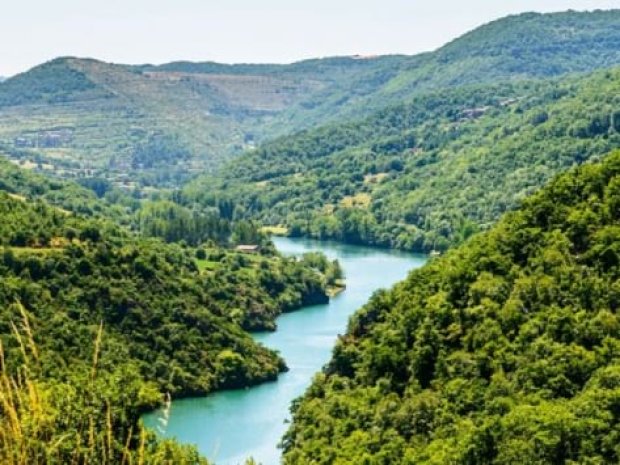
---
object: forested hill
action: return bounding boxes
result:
[188,67,620,252]
[0,156,129,218]
[0,171,340,462]
[0,10,619,190]
[268,9,620,132]
[282,149,620,464]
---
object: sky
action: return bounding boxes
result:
[1,0,618,77]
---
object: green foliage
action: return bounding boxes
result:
[189,68,620,252]
[131,134,191,170]
[0,193,286,395]
[0,157,126,219]
[0,157,267,249]
[299,252,344,287]
[137,200,232,246]
[0,306,209,465]
[0,58,102,107]
[282,150,620,464]
[197,247,332,331]
[0,187,340,462]
[1,10,619,463]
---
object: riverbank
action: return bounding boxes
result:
[327,279,346,297]
[143,237,427,465]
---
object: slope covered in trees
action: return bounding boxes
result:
[188,67,620,252]
[0,10,619,190]
[282,150,620,464]
[0,157,124,217]
[0,157,274,250]
[0,178,340,462]
[0,191,339,392]
[264,9,620,133]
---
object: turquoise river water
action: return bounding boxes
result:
[143,237,427,464]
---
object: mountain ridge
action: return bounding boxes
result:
[0,9,619,190]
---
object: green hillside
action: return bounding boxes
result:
[0,56,393,190]
[0,156,132,219]
[265,10,620,132]
[1,10,619,191]
[283,149,620,464]
[188,67,620,252]
[0,165,340,462]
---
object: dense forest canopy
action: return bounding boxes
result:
[189,67,620,252]
[283,150,620,464]
[0,174,340,462]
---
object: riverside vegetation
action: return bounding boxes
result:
[282,151,620,464]
[188,67,620,253]
[0,177,341,463]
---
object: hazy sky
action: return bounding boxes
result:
[1,0,618,76]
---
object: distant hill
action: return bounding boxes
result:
[187,67,620,252]
[0,9,618,190]
[0,56,395,189]
[267,10,620,132]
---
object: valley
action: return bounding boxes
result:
[143,237,426,465]
[1,7,620,465]
[1,11,619,193]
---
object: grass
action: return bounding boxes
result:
[0,302,211,464]
[340,192,372,208]
[363,172,389,185]
[6,246,62,255]
[260,225,289,236]
[196,249,266,274]
[195,259,221,273]
[0,304,123,465]
[6,193,26,201]
[326,280,346,297]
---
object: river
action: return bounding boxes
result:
[142,237,427,464]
